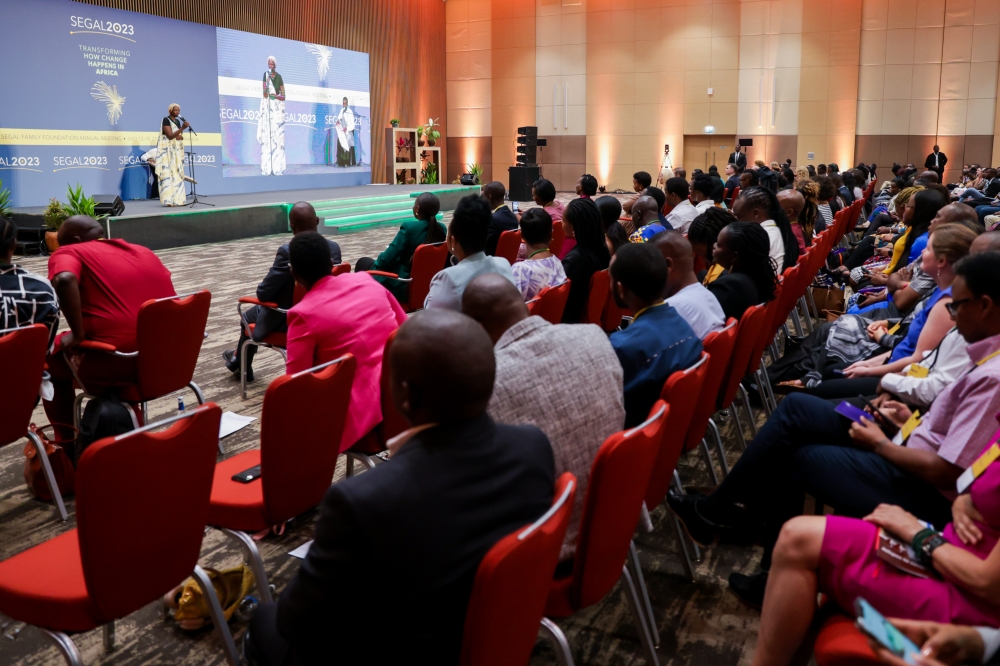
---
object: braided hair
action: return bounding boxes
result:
[688,207,735,264]
[726,221,778,302]
[563,198,611,266]
[0,218,16,257]
[738,186,800,271]
[795,180,820,245]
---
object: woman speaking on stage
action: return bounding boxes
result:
[156,103,189,206]
[258,55,286,176]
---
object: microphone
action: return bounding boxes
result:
[178,116,196,135]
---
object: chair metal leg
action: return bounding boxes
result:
[620,566,662,666]
[191,565,241,666]
[640,502,654,533]
[672,471,700,562]
[627,541,659,648]
[699,438,719,486]
[345,452,378,478]
[103,620,115,652]
[140,402,149,427]
[728,404,747,451]
[738,384,760,437]
[27,431,68,521]
[806,286,820,320]
[707,418,730,477]
[239,338,254,400]
[39,629,83,666]
[189,380,206,405]
[668,510,696,580]
[540,617,576,666]
[345,455,354,478]
[790,307,804,337]
[219,528,274,603]
[73,393,87,436]
[799,297,815,334]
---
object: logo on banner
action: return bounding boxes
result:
[70,15,136,42]
[91,82,126,124]
[0,156,42,173]
[53,156,109,172]
[305,44,333,80]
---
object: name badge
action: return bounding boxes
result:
[887,323,901,335]
[957,443,1000,494]
[906,365,929,378]
[900,410,922,443]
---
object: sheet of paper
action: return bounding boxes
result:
[219,411,256,439]
[288,540,313,559]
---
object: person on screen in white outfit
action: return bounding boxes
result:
[335,97,357,167]
[258,55,286,176]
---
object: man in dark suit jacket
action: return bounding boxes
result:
[223,201,341,380]
[242,308,556,666]
[924,144,947,179]
[482,180,519,256]
[728,148,747,170]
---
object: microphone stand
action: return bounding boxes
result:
[184,123,213,207]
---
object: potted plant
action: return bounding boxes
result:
[416,127,425,147]
[0,179,11,222]
[467,162,484,185]
[389,118,400,128]
[420,161,438,185]
[422,118,440,146]
[43,198,68,252]
[395,136,413,162]
[427,129,440,147]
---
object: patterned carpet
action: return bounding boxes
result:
[1,195,770,665]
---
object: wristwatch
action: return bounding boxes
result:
[918,532,948,568]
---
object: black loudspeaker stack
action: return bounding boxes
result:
[516,126,538,167]
[93,194,125,217]
[507,166,540,202]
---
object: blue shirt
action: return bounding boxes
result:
[610,302,703,427]
[890,286,950,362]
[424,251,515,311]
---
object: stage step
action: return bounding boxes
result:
[313,186,478,235]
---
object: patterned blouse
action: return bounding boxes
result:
[512,255,567,301]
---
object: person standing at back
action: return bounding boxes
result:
[243,309,555,666]
[482,181,518,256]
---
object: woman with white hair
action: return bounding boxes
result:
[156,103,190,206]
[258,55,286,176]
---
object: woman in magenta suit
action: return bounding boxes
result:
[285,232,408,453]
[750,434,1000,666]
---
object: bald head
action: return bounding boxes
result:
[57,215,104,246]
[389,309,496,425]
[462,273,529,344]
[482,181,506,207]
[289,202,320,234]
[919,170,940,184]
[776,189,805,223]
[631,195,660,225]
[971,231,1000,255]
[651,230,696,297]
[931,203,980,233]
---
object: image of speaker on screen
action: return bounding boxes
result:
[258,55,286,176]
[334,97,357,167]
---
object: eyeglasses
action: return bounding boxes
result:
[945,297,974,317]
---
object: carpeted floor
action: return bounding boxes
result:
[1,195,769,665]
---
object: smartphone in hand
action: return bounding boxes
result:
[855,598,920,665]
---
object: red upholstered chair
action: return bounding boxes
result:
[814,613,881,666]
[331,262,351,276]
[208,355,355,603]
[582,269,611,326]
[683,320,738,484]
[73,291,212,445]
[495,229,522,265]
[0,404,239,666]
[543,402,669,666]
[715,302,769,452]
[458,473,577,666]
[526,280,571,325]
[369,241,449,313]
[0,324,68,521]
[550,220,566,258]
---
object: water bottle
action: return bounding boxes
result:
[177,396,185,413]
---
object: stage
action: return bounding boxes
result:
[12,184,479,252]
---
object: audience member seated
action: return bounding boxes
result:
[776,189,807,252]
[596,195,629,253]
[688,207,736,285]
[354,193,446,303]
[814,175,837,229]
[691,175,718,216]
[724,163,741,195]
[529,178,570,259]
[462,273,624,560]
[740,168,760,192]
[732,186,800,273]
[510,208,566,300]
[285,231,407,452]
[706,221,778,320]
[629,195,668,243]
[622,170,652,215]
[643,185,671,228]
[244,309,556,666]
[664,177,698,233]
[482,181,518,256]
[0,218,59,348]
[560,198,611,323]
[608,243,702,427]
[795,179,820,246]
[424,194,515,311]
[650,231,726,338]
[669,251,1000,610]
[576,173,598,199]
[224,202,342,380]
[44,215,176,440]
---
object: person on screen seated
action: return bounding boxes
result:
[629,196,668,243]
[285,231,406,453]
[223,202,341,382]
[651,230,726,338]
[482,181,518,257]
[463,273,623,560]
[510,208,566,301]
[44,215,175,441]
[705,221,778,320]
[560,198,611,323]
[243,309,555,666]
[608,243,702,427]
[354,193,445,303]
[424,194,515,311]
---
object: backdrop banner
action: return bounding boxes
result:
[0,0,371,208]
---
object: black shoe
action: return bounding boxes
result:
[222,350,253,382]
[666,490,718,547]
[728,571,768,610]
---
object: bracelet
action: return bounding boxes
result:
[911,528,936,558]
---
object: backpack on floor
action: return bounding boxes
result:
[75,393,138,463]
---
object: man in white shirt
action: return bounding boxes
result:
[733,186,786,272]
[651,230,726,338]
[690,175,717,216]
[664,177,698,233]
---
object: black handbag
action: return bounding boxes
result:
[75,393,138,463]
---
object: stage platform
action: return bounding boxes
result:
[12,184,479,252]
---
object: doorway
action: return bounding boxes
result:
[683,135,737,174]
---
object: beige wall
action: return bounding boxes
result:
[446,0,493,182]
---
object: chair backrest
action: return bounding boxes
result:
[260,355,356,525]
[293,264,351,302]
[495,229,522,265]
[378,329,410,443]
[730,185,740,202]
[408,242,450,309]
[76,403,222,624]
[458,473,577,666]
[582,269,611,326]
[750,280,784,375]
[331,262,351,276]
[527,280,571,325]
[0,324,49,448]
[570,402,668,608]
[717,303,768,411]
[135,291,211,400]
[645,353,708,510]
[550,220,566,258]
[684,320,738,452]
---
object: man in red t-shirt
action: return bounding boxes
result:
[45,216,176,438]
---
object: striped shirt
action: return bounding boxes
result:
[0,264,59,348]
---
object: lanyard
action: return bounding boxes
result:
[632,301,667,321]
[528,248,550,259]
[976,348,1000,366]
